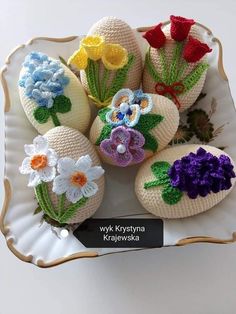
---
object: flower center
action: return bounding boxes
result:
[119,102,129,114]
[70,171,87,187]
[117,144,126,154]
[30,154,48,170]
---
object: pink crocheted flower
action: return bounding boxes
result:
[100,126,145,167]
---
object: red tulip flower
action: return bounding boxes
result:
[143,23,166,49]
[183,36,212,63]
[170,15,195,41]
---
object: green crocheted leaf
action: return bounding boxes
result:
[145,49,162,83]
[95,124,113,145]
[162,185,183,205]
[86,59,99,99]
[159,47,169,84]
[33,107,50,124]
[144,161,171,189]
[34,183,58,221]
[182,63,209,93]
[105,54,135,99]
[135,114,164,133]
[151,161,171,178]
[58,197,87,224]
[143,133,158,153]
[98,107,111,123]
[168,41,184,84]
[53,95,72,113]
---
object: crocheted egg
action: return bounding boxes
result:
[19,52,90,135]
[89,89,179,167]
[44,126,105,224]
[78,16,142,107]
[135,145,236,219]
[142,22,212,112]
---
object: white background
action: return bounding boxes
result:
[1,1,236,313]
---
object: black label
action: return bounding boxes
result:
[73,218,163,248]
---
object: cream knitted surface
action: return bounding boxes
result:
[80,17,143,96]
[142,25,207,113]
[89,94,179,166]
[135,144,236,219]
[19,62,91,135]
[44,126,105,224]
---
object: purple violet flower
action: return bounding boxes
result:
[168,147,235,199]
[100,126,145,167]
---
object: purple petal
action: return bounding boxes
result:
[111,126,130,146]
[128,129,145,149]
[130,148,145,164]
[115,150,133,167]
[100,139,116,157]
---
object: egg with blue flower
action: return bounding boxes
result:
[89,88,179,167]
[18,52,91,134]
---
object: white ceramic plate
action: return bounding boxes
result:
[1,23,236,268]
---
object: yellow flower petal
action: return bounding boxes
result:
[102,44,128,71]
[81,35,105,61]
[68,46,88,70]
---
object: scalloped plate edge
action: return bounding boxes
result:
[1,26,236,269]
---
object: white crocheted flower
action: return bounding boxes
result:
[19,135,58,187]
[52,155,104,204]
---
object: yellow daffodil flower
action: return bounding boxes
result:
[80,35,105,61]
[67,46,88,70]
[102,44,128,71]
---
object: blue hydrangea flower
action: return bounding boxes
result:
[19,52,69,108]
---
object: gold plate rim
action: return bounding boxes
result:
[0,26,235,268]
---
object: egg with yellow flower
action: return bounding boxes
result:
[68,17,143,108]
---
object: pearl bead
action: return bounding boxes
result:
[117,144,126,154]
[60,229,69,238]
[119,102,129,113]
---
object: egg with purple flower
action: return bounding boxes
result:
[135,145,236,218]
[89,88,179,167]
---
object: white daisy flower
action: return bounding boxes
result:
[19,135,58,187]
[52,155,104,204]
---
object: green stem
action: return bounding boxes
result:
[93,60,101,100]
[86,59,100,100]
[41,182,58,219]
[101,68,110,102]
[168,41,184,84]
[144,180,161,189]
[49,108,61,127]
[176,60,188,81]
[34,184,57,220]
[159,47,168,84]
[58,197,87,224]
[145,47,162,83]
[57,193,66,217]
